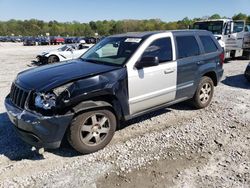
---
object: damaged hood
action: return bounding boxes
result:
[15,59,120,91]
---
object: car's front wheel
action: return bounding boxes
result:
[192,76,214,109]
[67,109,117,154]
[48,55,59,64]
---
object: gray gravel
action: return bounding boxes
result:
[0,43,249,187]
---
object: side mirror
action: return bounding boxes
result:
[113,43,119,48]
[135,56,159,69]
[216,36,222,41]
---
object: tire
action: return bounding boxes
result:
[246,52,250,60]
[245,72,250,82]
[47,55,59,64]
[192,76,214,109]
[67,109,117,154]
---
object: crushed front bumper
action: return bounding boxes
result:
[5,97,73,149]
[36,55,48,65]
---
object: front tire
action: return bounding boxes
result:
[192,76,214,109]
[67,109,117,154]
[48,55,59,64]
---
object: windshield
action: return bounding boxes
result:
[81,37,143,66]
[194,21,224,34]
[58,45,69,51]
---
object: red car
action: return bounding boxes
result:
[50,37,65,45]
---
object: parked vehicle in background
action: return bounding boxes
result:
[36,43,93,64]
[0,36,22,42]
[5,30,224,154]
[65,37,78,44]
[0,36,7,42]
[50,37,65,45]
[23,37,37,46]
[245,63,250,82]
[38,37,50,45]
[76,37,87,43]
[193,19,250,60]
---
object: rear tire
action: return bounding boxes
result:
[192,76,214,109]
[47,55,59,64]
[246,52,250,60]
[67,109,117,154]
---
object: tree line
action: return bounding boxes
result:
[0,13,249,37]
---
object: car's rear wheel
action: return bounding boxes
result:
[245,72,250,82]
[48,55,59,64]
[192,76,214,109]
[243,51,250,60]
[67,109,117,154]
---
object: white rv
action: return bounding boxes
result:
[193,19,250,59]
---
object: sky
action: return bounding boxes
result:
[0,0,249,23]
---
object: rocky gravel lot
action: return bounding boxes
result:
[0,43,249,187]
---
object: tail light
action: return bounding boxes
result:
[219,52,224,66]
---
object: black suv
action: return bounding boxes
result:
[5,30,224,154]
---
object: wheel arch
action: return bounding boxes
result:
[48,54,60,62]
[202,71,218,86]
[70,94,124,129]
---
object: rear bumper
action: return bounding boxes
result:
[217,68,224,83]
[5,97,73,149]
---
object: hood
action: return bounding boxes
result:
[16,59,120,92]
[40,49,58,56]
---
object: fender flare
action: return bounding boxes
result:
[71,99,123,129]
[72,100,113,115]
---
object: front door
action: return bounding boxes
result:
[224,21,245,52]
[127,33,177,115]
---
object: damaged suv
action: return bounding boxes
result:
[5,30,224,154]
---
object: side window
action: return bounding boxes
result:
[176,36,200,59]
[233,21,244,33]
[141,37,172,63]
[199,36,218,53]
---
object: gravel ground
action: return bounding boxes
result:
[0,43,249,187]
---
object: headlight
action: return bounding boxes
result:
[53,83,72,96]
[35,93,56,110]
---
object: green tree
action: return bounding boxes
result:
[233,13,247,20]
[0,13,249,37]
[209,14,221,19]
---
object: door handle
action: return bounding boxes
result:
[164,68,175,74]
[197,61,205,65]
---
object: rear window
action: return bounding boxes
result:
[176,36,200,59]
[200,35,218,53]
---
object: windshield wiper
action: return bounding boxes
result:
[81,58,121,67]
[81,58,108,65]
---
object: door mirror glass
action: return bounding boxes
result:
[135,56,159,69]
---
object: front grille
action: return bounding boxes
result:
[10,83,29,109]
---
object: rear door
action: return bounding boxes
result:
[174,34,201,99]
[127,33,177,115]
[198,34,221,72]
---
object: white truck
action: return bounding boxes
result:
[193,19,250,59]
